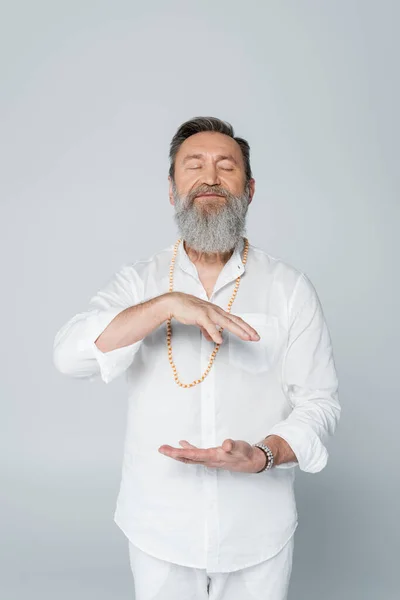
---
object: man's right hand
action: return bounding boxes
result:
[164,292,260,345]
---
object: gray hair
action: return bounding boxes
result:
[169,116,252,183]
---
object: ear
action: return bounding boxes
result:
[168,176,174,206]
[247,178,256,205]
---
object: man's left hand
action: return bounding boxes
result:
[158,439,270,473]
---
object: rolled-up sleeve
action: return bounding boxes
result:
[53,264,144,384]
[267,272,341,473]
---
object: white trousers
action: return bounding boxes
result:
[128,534,295,600]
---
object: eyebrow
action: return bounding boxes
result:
[182,153,239,165]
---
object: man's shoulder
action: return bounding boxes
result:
[249,243,304,286]
[249,244,325,314]
[123,242,174,278]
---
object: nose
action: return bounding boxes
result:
[201,162,221,187]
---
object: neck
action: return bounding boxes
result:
[183,240,235,268]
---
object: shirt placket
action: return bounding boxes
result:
[200,344,220,571]
[201,274,245,572]
[177,243,245,571]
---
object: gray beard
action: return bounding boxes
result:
[172,182,250,253]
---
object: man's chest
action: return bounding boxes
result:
[196,269,222,301]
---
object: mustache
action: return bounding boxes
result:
[188,185,230,202]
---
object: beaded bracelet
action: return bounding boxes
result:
[253,443,275,472]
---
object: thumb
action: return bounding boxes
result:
[222,439,235,453]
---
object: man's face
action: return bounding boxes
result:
[169,131,255,253]
[170,131,251,203]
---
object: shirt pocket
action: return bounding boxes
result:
[228,312,279,374]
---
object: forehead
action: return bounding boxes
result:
[176,131,244,164]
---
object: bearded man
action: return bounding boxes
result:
[53,116,340,600]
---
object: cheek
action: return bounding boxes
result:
[184,178,205,197]
[174,172,199,193]
[222,177,245,195]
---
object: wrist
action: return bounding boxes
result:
[158,292,177,321]
[252,445,269,472]
[261,437,281,466]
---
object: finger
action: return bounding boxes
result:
[199,326,213,342]
[227,314,261,340]
[212,313,260,341]
[159,449,200,463]
[199,316,224,344]
[177,448,216,463]
[174,455,207,464]
[179,440,198,448]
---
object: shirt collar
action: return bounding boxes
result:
[176,236,246,283]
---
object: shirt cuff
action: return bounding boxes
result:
[82,308,143,384]
[266,422,328,473]
[274,460,298,470]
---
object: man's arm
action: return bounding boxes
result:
[256,272,341,473]
[53,263,170,384]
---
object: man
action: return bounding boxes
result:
[53,116,340,599]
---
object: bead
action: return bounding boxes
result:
[168,237,248,387]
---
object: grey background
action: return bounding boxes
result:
[1,1,398,598]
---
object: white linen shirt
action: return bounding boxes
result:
[53,236,340,573]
